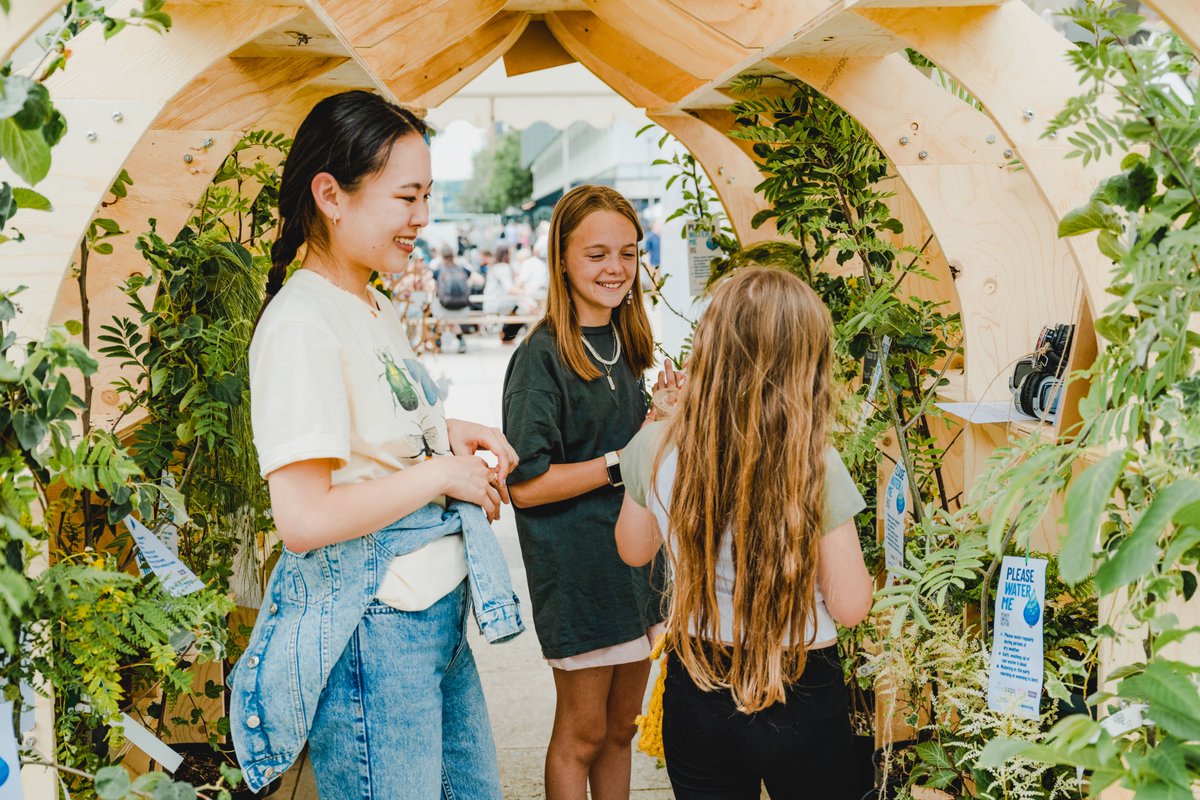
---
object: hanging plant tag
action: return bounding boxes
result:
[124,515,205,597]
[883,458,908,573]
[115,713,183,773]
[684,221,718,296]
[987,555,1047,720]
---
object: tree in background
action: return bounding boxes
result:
[459,130,533,214]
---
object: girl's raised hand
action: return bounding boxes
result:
[649,359,685,422]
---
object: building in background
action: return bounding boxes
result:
[519,120,675,222]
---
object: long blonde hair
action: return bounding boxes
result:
[536,185,654,379]
[659,267,835,712]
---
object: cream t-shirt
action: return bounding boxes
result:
[250,269,466,610]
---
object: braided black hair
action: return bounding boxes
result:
[259,90,427,314]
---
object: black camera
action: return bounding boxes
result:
[1009,324,1074,419]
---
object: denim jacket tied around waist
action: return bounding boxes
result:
[230,500,524,792]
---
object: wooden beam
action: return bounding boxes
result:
[503,18,575,77]
[386,11,530,108]
[354,0,507,83]
[545,11,690,106]
[662,0,828,49]
[854,3,1117,329]
[582,0,751,81]
[0,3,301,339]
[649,111,777,247]
[1143,0,1200,55]
[154,55,346,130]
[1,0,63,63]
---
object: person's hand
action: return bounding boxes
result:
[446,418,519,505]
[434,455,504,521]
[648,359,685,423]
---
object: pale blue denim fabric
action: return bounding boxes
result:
[309,583,501,799]
[230,501,523,792]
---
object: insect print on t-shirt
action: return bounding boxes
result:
[378,349,420,411]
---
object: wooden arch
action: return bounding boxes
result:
[4,0,1131,425]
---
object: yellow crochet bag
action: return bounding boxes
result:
[635,634,668,759]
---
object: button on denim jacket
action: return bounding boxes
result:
[230,501,524,791]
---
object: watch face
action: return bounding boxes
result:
[607,462,623,486]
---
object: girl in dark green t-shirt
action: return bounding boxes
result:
[503,185,666,799]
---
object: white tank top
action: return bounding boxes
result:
[648,448,838,647]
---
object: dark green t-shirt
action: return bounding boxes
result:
[502,323,667,660]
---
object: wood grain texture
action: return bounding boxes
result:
[155,56,346,129]
[545,12,680,107]
[387,11,529,107]
[503,19,575,76]
[855,3,1117,317]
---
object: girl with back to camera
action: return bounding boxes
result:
[616,266,874,799]
[502,185,668,800]
[229,90,524,800]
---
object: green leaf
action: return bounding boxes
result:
[1096,480,1200,593]
[12,187,51,211]
[1059,450,1126,586]
[0,74,33,119]
[95,766,132,800]
[1118,661,1200,742]
[12,82,50,130]
[1057,199,1121,238]
[0,117,52,185]
[915,741,954,771]
[157,484,191,526]
[64,319,83,335]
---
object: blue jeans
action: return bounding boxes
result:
[308,582,502,800]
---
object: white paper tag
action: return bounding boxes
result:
[858,336,891,431]
[987,556,1047,720]
[124,516,205,597]
[155,473,180,555]
[0,701,25,800]
[1101,703,1149,737]
[116,714,183,773]
[883,459,908,573]
[685,222,719,296]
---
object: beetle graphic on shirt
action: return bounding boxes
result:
[376,349,449,459]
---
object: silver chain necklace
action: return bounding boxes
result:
[581,327,622,390]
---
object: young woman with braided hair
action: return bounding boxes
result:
[616,266,874,799]
[230,90,524,799]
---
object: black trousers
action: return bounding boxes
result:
[662,644,857,800]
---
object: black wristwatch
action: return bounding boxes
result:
[604,450,623,487]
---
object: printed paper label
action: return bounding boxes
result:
[883,459,908,573]
[987,556,1047,720]
[685,222,720,296]
[124,516,205,597]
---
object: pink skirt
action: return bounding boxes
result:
[546,623,667,671]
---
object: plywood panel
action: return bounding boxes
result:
[503,19,575,76]
[388,12,530,108]
[0,2,300,340]
[48,129,243,430]
[854,4,1117,318]
[582,0,751,80]
[664,0,829,49]
[777,54,1079,402]
[545,12,677,107]
[155,56,346,130]
[357,0,507,81]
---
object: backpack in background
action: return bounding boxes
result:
[437,264,472,310]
